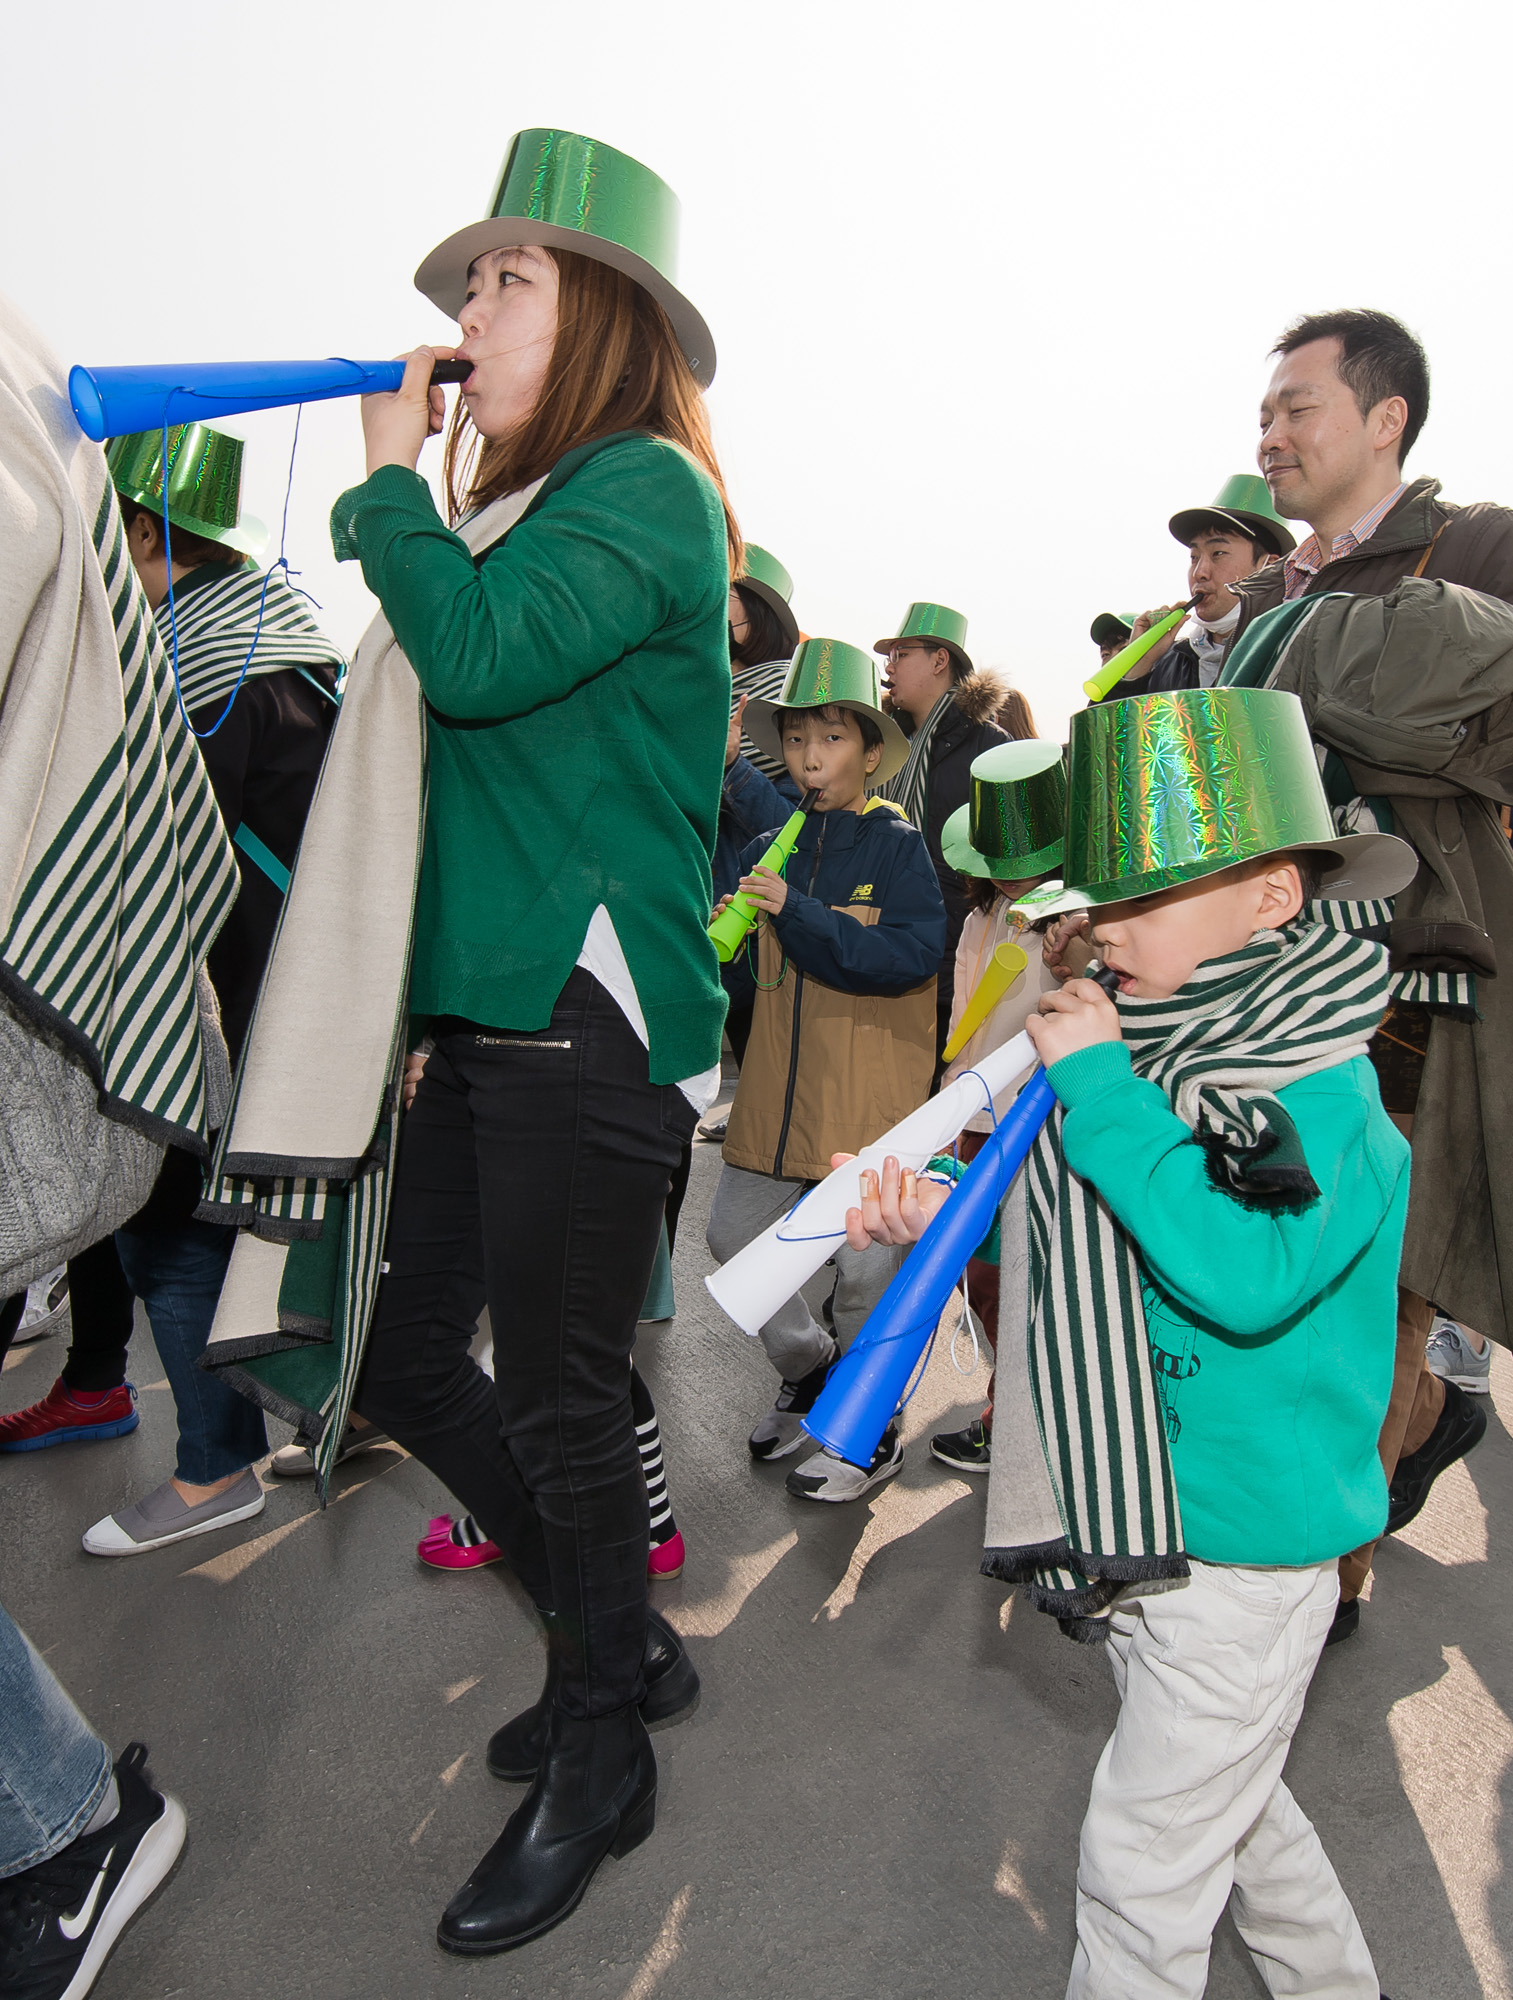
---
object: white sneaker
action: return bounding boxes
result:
[785,1423,904,1502]
[1426,1313,1493,1394]
[82,1469,265,1555]
[747,1340,838,1461]
[14,1266,69,1343]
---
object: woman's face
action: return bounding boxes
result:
[455,246,560,440]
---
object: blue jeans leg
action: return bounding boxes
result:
[0,1604,112,1877]
[114,1223,267,1485]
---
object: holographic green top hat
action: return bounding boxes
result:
[874,602,974,677]
[1089,611,1134,648]
[105,425,266,558]
[735,544,800,656]
[414,127,715,386]
[1169,474,1296,559]
[1015,687,1416,918]
[744,637,911,786]
[942,741,1067,879]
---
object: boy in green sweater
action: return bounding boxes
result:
[845,687,1416,1997]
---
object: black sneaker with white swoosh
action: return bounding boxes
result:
[0,1742,186,1999]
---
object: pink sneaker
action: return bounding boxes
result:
[416,1513,503,1571]
[648,1529,685,1581]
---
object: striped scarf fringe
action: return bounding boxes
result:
[982,921,1391,1635]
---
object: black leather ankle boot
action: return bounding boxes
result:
[487,1607,697,1781]
[437,1703,656,1954]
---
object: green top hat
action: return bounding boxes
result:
[744,637,911,786]
[874,602,974,677]
[734,544,800,656]
[414,127,716,386]
[1089,611,1135,647]
[105,424,267,558]
[941,740,1067,879]
[1169,475,1296,559]
[1015,687,1415,918]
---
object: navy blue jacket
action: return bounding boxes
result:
[737,797,947,996]
[715,754,801,902]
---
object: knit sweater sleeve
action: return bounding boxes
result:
[330,443,723,721]
[1047,1047,1408,1339]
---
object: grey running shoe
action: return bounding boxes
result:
[1425,1314,1493,1393]
[269,1422,393,1478]
[786,1423,905,1503]
[82,1468,265,1555]
[930,1419,991,1472]
[748,1341,838,1460]
[697,1115,728,1143]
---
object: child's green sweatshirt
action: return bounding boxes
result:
[1046,1043,1408,1567]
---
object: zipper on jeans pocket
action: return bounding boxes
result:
[474,1036,573,1048]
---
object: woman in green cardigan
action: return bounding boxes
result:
[342,131,736,1955]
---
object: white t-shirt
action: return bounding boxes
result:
[576,904,722,1115]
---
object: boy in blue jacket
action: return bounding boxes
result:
[705,639,946,1502]
[844,688,1417,1996]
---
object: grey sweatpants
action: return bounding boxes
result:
[705,1162,907,1380]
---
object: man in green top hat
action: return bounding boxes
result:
[1090,610,1134,669]
[1113,476,1294,697]
[5,420,353,1561]
[847,684,1415,1995]
[874,602,1011,1064]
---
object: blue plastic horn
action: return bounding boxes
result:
[68,357,472,443]
[802,965,1123,1469]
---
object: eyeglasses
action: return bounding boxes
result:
[885,642,937,665]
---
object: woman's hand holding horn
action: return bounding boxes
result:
[362,345,456,478]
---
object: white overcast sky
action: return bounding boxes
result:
[7,0,1511,740]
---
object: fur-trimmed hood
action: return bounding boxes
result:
[885,665,1010,736]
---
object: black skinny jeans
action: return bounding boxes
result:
[356,969,694,1718]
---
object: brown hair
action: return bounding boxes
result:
[995,689,1038,739]
[118,499,244,571]
[443,248,741,572]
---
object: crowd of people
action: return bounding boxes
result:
[1,123,1509,2000]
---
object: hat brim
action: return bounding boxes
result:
[1090,614,1134,647]
[159,502,267,560]
[744,696,911,786]
[1012,831,1417,919]
[734,576,801,656]
[1168,506,1296,558]
[413,219,716,387]
[941,803,1063,880]
[874,636,975,677]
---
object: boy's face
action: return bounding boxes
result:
[1088,857,1308,999]
[780,707,882,810]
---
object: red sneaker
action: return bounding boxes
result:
[0,1378,139,1452]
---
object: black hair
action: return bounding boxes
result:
[118,497,244,571]
[1292,852,1326,904]
[1271,309,1430,464]
[777,703,884,752]
[730,584,794,671]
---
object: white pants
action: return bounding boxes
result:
[1067,1560,1378,2000]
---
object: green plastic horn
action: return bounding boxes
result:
[707,790,820,962]
[1083,601,1193,702]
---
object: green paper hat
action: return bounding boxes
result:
[105,425,267,558]
[1015,687,1415,918]
[735,544,800,655]
[1089,610,1135,647]
[942,740,1067,879]
[1169,474,1296,558]
[874,601,974,676]
[414,127,715,386]
[744,637,911,786]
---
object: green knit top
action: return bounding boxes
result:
[331,434,731,1081]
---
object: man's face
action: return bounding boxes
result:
[1187,529,1265,621]
[1097,634,1128,667]
[882,641,952,722]
[1258,337,1402,526]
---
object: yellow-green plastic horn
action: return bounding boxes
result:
[939,940,1029,1063]
[1082,602,1191,702]
[707,789,820,963]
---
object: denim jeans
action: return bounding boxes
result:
[0,1605,112,1877]
[356,969,692,1718]
[114,1221,267,1484]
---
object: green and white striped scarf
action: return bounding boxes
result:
[168,562,345,720]
[983,920,1391,1639]
[879,687,953,827]
[1,295,238,1154]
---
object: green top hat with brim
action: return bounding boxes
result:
[942,740,1067,879]
[105,425,267,559]
[1013,686,1416,920]
[414,127,716,387]
[1090,610,1135,648]
[874,602,974,677]
[1169,474,1296,559]
[744,637,911,786]
[735,544,801,656]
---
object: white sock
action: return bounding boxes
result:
[80,1776,119,1838]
